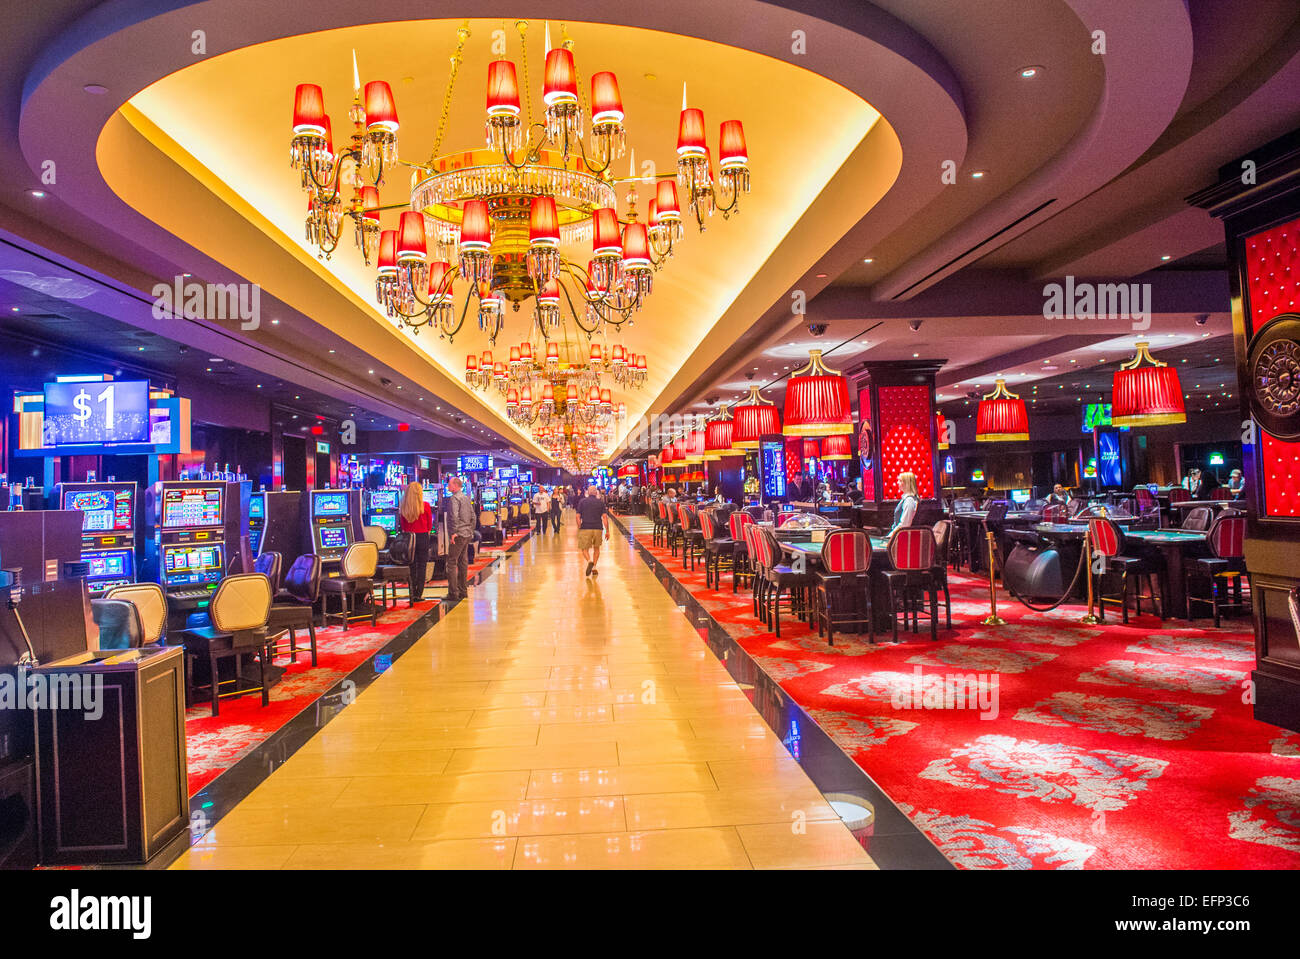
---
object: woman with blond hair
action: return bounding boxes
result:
[890,471,920,533]
[399,480,433,602]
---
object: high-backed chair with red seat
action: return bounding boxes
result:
[1168,486,1191,505]
[699,509,734,590]
[729,511,755,594]
[757,527,814,637]
[1088,517,1159,623]
[814,528,873,647]
[881,527,939,642]
[1185,515,1248,627]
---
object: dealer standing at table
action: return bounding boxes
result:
[445,476,475,602]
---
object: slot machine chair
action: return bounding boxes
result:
[321,542,379,631]
[361,525,392,564]
[367,528,415,609]
[90,600,144,650]
[254,551,283,593]
[267,554,321,666]
[881,527,941,642]
[478,510,504,547]
[102,583,168,646]
[812,528,874,647]
[177,573,275,717]
[1088,518,1161,624]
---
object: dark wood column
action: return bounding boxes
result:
[847,359,945,526]
[1190,128,1300,732]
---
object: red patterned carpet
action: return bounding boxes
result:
[184,530,530,795]
[625,517,1300,870]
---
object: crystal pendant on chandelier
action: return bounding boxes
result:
[527,196,562,285]
[459,200,494,286]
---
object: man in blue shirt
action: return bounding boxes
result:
[445,476,475,601]
[576,485,610,577]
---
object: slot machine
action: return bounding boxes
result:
[365,487,401,536]
[57,481,138,595]
[247,491,266,554]
[254,490,303,560]
[306,488,361,569]
[154,481,236,619]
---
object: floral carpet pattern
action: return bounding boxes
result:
[624,517,1300,869]
[183,529,530,795]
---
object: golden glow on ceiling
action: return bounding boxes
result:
[119,18,885,461]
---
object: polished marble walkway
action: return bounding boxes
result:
[173,517,873,869]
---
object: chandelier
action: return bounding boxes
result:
[288,20,753,348]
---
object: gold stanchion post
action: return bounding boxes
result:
[1079,522,1101,624]
[981,529,1006,626]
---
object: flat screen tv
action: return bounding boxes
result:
[43,380,149,446]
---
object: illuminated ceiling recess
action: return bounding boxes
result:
[123,18,884,464]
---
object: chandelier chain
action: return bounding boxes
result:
[429,20,471,161]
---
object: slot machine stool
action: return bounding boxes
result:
[177,573,275,717]
[321,542,379,631]
[267,554,321,665]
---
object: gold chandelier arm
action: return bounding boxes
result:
[981,378,1020,401]
[1120,341,1164,370]
[790,349,840,377]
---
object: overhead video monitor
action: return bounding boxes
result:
[160,486,223,528]
[42,380,150,446]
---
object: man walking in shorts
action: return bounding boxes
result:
[576,484,609,576]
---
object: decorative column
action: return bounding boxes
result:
[1190,129,1300,732]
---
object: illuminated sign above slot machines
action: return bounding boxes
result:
[458,454,492,473]
[42,380,149,446]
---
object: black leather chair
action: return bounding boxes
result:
[255,550,283,593]
[91,599,144,650]
[103,582,168,646]
[178,573,275,716]
[377,531,415,608]
[267,554,321,665]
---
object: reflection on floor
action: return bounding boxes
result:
[622,515,1299,869]
[173,520,873,869]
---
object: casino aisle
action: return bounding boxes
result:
[171,520,872,869]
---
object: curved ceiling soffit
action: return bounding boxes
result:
[871,0,1195,302]
[19,0,967,460]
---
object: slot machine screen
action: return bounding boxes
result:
[317,526,349,551]
[161,486,223,528]
[422,488,439,507]
[83,550,134,579]
[64,488,133,532]
[313,491,350,516]
[482,489,498,507]
[1010,488,1031,505]
[248,495,264,519]
[161,544,225,586]
[369,489,399,511]
[372,514,398,532]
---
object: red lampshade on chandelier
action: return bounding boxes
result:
[802,439,821,459]
[975,379,1030,442]
[681,428,707,465]
[820,434,852,460]
[731,384,781,448]
[1112,341,1187,427]
[703,406,737,460]
[784,350,852,436]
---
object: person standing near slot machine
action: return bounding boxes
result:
[549,485,562,533]
[445,476,474,601]
[399,481,433,603]
[532,486,550,535]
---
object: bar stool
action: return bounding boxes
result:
[679,504,705,572]
[1182,506,1214,531]
[1185,515,1248,627]
[930,520,953,629]
[267,554,321,665]
[813,528,873,647]
[178,573,275,717]
[1088,518,1160,623]
[881,527,939,642]
[758,527,814,638]
[745,523,769,621]
[729,511,755,594]
[669,503,684,556]
[652,501,667,546]
[700,510,734,590]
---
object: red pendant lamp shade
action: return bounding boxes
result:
[821,434,852,460]
[292,84,326,135]
[427,261,453,301]
[719,120,748,169]
[396,211,427,261]
[622,223,650,269]
[703,408,736,460]
[459,200,492,251]
[1112,342,1187,427]
[376,230,397,274]
[975,379,1030,442]
[677,107,707,158]
[655,181,681,222]
[590,71,624,125]
[732,385,781,448]
[682,429,707,464]
[360,185,381,222]
[363,81,399,133]
[936,411,949,450]
[543,49,578,106]
[529,196,560,246]
[802,439,821,459]
[783,351,852,436]
[592,208,622,256]
[486,60,521,118]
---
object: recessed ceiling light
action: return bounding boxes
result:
[1018,66,1044,80]
[10,307,17,313]
[368,369,375,374]
[28,190,45,199]
[970,170,987,179]
[207,357,222,362]
[815,273,828,278]
[912,353,919,358]
[863,258,874,264]
[1160,255,1171,261]
[83,83,108,94]
[328,349,336,353]
[271,318,280,325]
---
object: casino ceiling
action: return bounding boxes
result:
[4,0,1300,464]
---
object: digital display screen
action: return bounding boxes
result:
[162,544,224,586]
[1083,403,1111,432]
[1010,489,1031,505]
[423,489,439,506]
[64,488,134,532]
[313,491,349,516]
[161,486,223,528]
[519,470,533,483]
[318,526,349,550]
[84,550,133,578]
[42,380,150,446]
[459,454,492,473]
[1097,430,1123,487]
[971,470,986,482]
[248,494,264,519]
[761,441,786,499]
[369,489,399,511]
[496,466,518,480]
[372,514,398,532]
[1209,452,1225,466]
[482,490,498,505]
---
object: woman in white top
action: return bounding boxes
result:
[891,471,920,532]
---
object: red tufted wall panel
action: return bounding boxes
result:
[878,385,935,499]
[1246,216,1300,518]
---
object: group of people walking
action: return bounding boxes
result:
[531,485,566,535]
